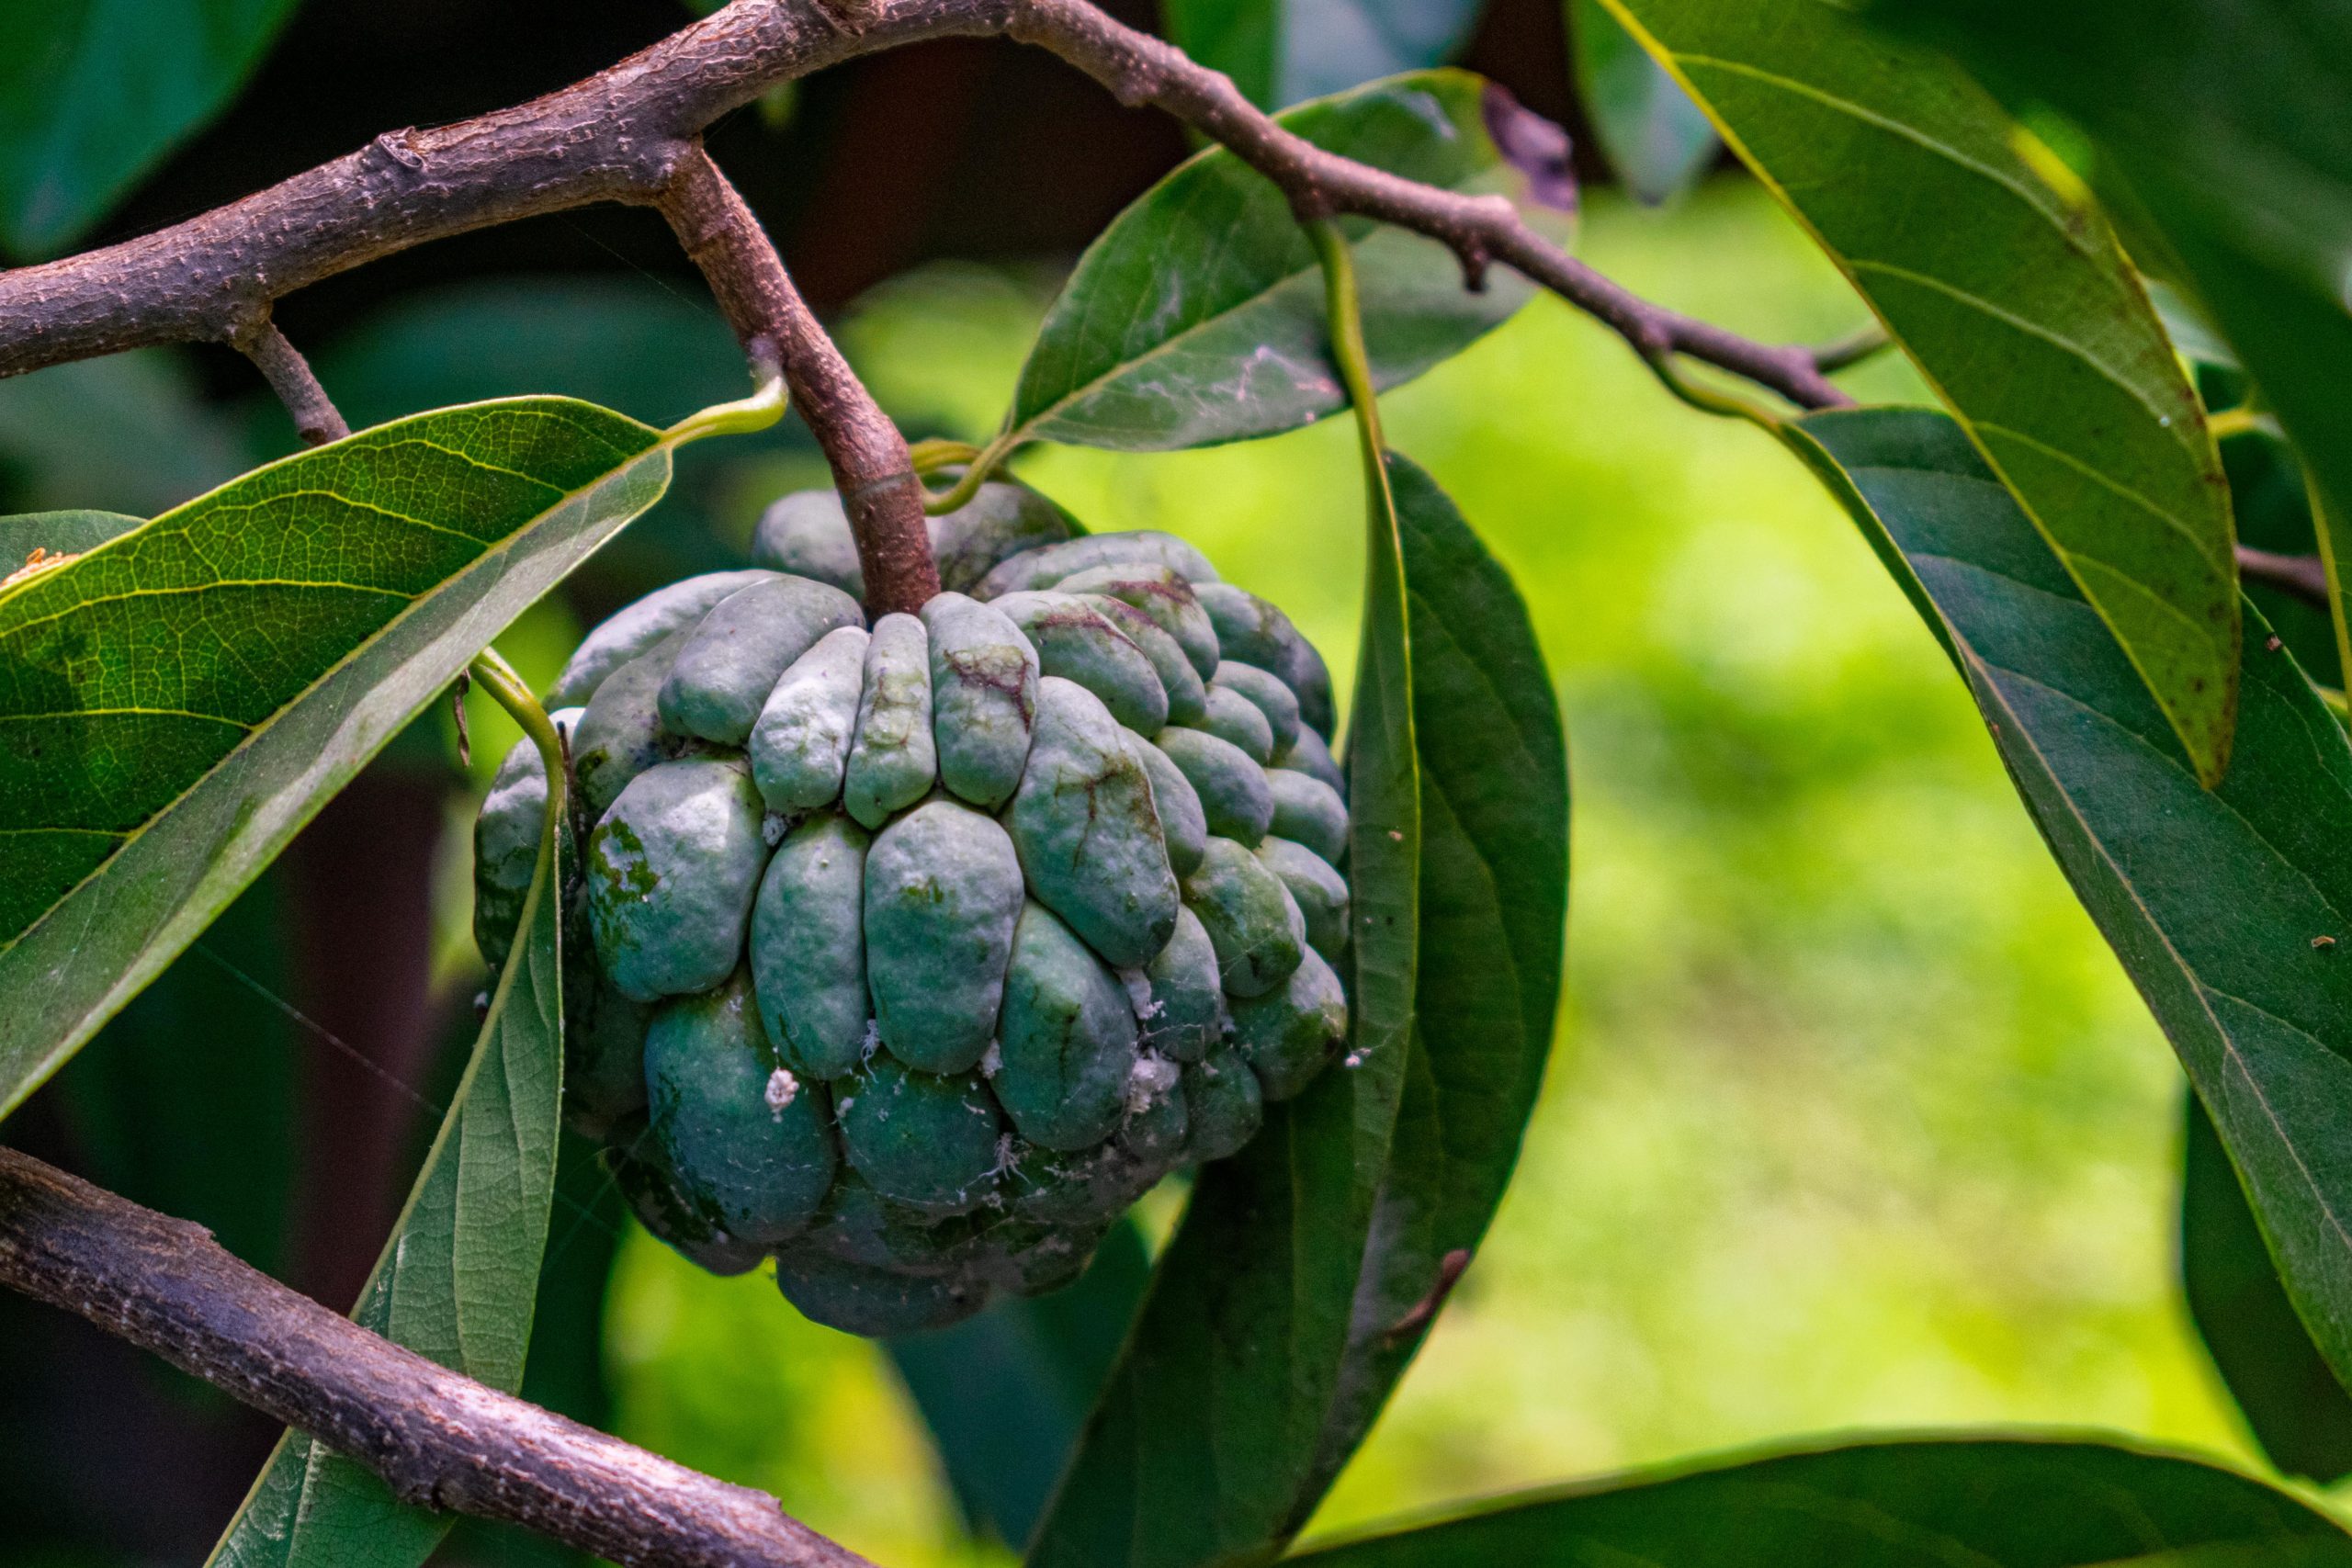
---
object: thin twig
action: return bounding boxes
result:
[2239,545,2330,610]
[0,0,1849,415]
[654,146,937,612]
[234,319,350,446]
[0,1147,876,1568]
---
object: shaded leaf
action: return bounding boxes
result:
[890,1219,1151,1550]
[1027,398,1420,1568]
[0,0,302,257]
[1600,0,2239,785]
[209,784,566,1568]
[1008,72,1550,453]
[1571,0,1717,206]
[0,510,142,563]
[1292,452,1566,1520]
[1867,0,2352,658]
[1296,1437,2352,1566]
[1161,0,1486,110]
[0,397,674,1122]
[2182,1089,2352,1484]
[0,352,252,516]
[1784,406,2352,1441]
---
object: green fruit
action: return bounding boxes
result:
[564,959,652,1138]
[837,1053,1007,1214]
[1075,592,1207,727]
[748,626,871,812]
[605,1125,768,1277]
[1182,835,1304,998]
[659,575,863,745]
[572,627,691,818]
[1211,660,1301,754]
[752,490,865,598]
[1054,563,1221,680]
[1183,1046,1263,1161]
[1154,726,1273,846]
[991,591,1170,734]
[548,570,775,707]
[1272,724,1345,796]
[994,901,1140,1150]
[472,714,578,971]
[751,812,871,1079]
[1231,945,1348,1100]
[1255,836,1350,962]
[587,757,769,1001]
[774,1242,985,1336]
[1193,682,1274,763]
[645,969,838,1246]
[843,612,937,829]
[1009,677,1180,967]
[1264,767,1348,864]
[1193,581,1334,739]
[921,592,1037,809]
[976,530,1220,598]
[1124,724,1206,877]
[1135,905,1223,1064]
[865,799,1023,1074]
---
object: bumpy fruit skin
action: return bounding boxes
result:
[476,479,1353,1335]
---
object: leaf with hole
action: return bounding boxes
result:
[1290,452,1566,1524]
[1570,0,1717,206]
[0,396,679,1123]
[209,767,566,1568]
[0,0,303,257]
[1006,70,1561,454]
[1786,404,2352,1445]
[1295,1437,2352,1566]
[1159,0,1486,110]
[1600,0,2239,786]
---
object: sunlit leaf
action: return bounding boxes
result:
[1786,405,2352,1437]
[1601,0,2239,785]
[0,0,302,256]
[1296,1437,2352,1565]
[1007,71,1559,453]
[0,397,676,1122]
[209,773,566,1568]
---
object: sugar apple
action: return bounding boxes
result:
[473,479,1351,1336]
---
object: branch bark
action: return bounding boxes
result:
[0,1147,876,1568]
[657,148,939,614]
[2238,545,2331,610]
[0,0,1848,414]
[233,319,350,446]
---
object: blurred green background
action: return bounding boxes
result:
[533,180,2250,1565]
[0,2,2284,1555]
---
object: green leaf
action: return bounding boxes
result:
[1598,0,2240,786]
[0,509,141,562]
[1027,329,1421,1568]
[1007,71,1551,453]
[0,0,302,257]
[1864,1,2352,669]
[1160,0,1486,109]
[1295,1437,2352,1566]
[889,1219,1151,1550]
[2182,1089,2352,1485]
[209,774,567,1568]
[0,396,674,1122]
[1571,0,1718,205]
[1784,405,2352,1440]
[1290,451,1566,1521]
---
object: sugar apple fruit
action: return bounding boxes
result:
[474,479,1351,1336]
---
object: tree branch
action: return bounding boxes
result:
[0,1147,876,1568]
[2238,546,2331,610]
[0,0,1849,415]
[656,148,939,613]
[234,319,350,446]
